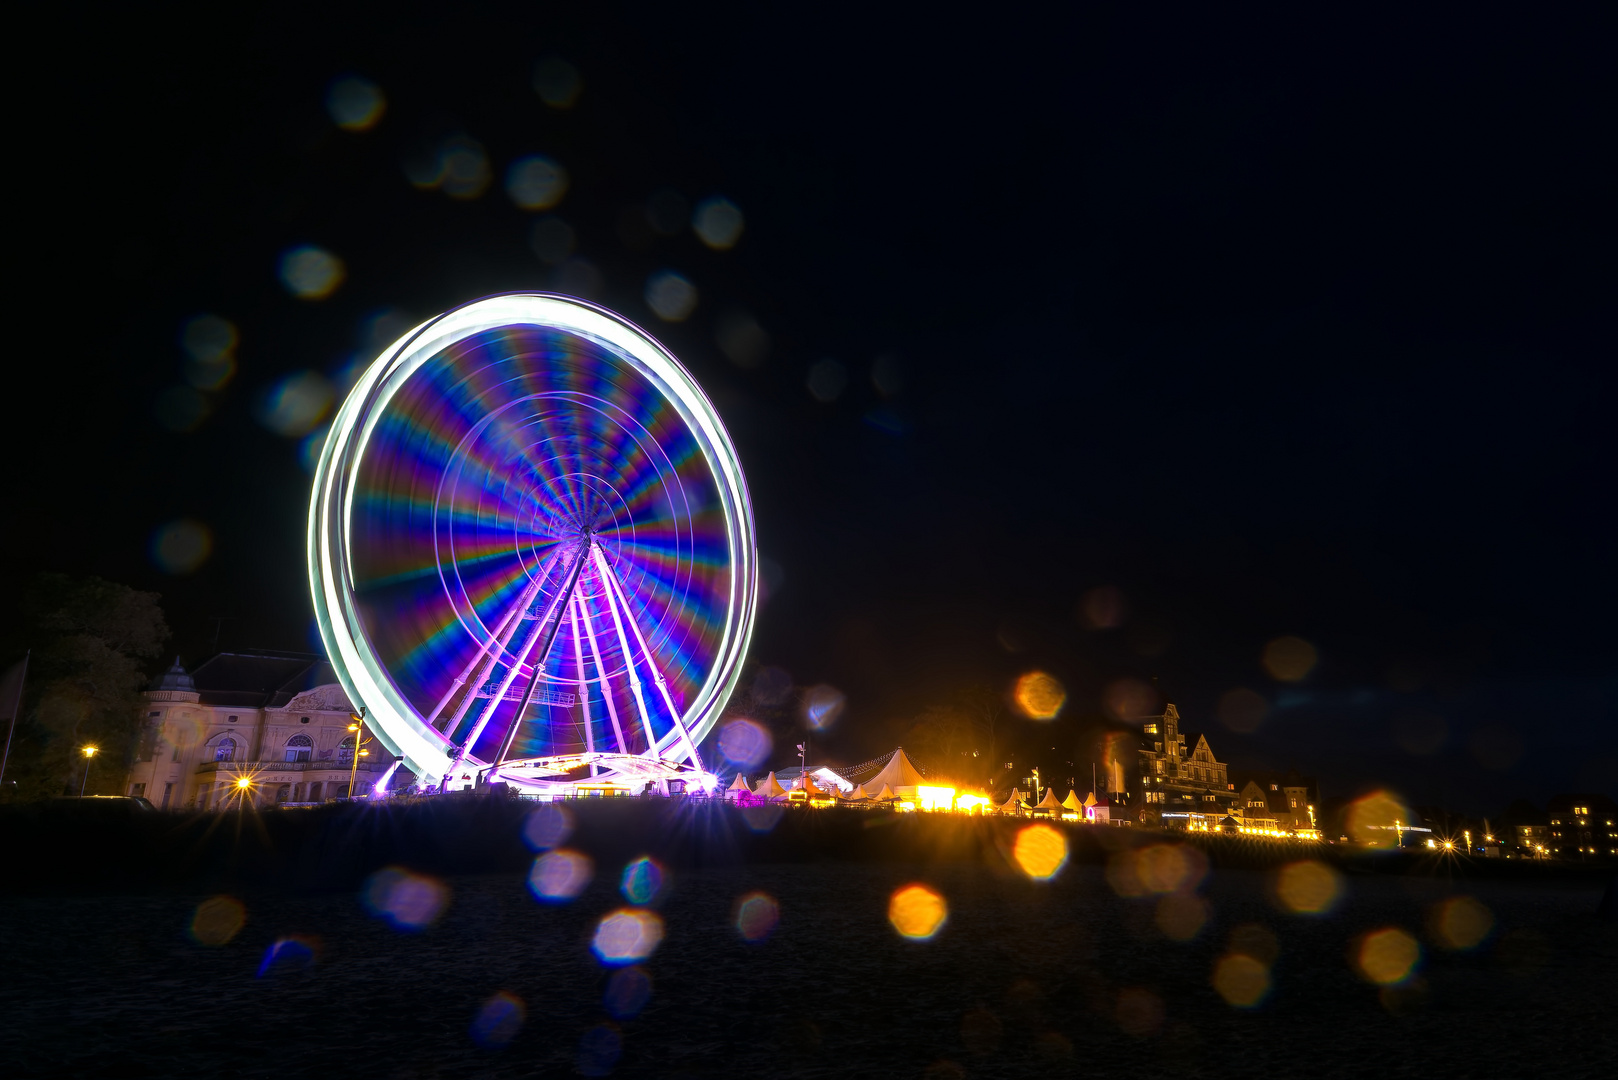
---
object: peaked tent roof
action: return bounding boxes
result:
[727,773,752,792]
[999,789,1028,811]
[872,784,896,801]
[1062,790,1084,812]
[754,772,787,798]
[847,784,869,800]
[1036,788,1063,810]
[862,748,928,792]
[1083,791,1099,807]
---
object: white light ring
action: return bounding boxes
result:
[308,293,757,784]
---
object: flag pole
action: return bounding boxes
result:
[0,650,31,791]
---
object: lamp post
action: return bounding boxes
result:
[79,745,99,796]
[346,709,372,801]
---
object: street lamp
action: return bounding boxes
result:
[346,709,373,801]
[79,746,99,796]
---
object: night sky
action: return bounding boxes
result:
[8,7,1614,811]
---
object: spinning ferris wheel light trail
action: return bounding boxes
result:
[307,293,757,794]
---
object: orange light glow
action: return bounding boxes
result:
[888,884,948,940]
[1012,823,1069,880]
[1274,860,1341,915]
[1213,953,1271,1007]
[1013,671,1066,720]
[1430,895,1494,950]
[1355,927,1420,985]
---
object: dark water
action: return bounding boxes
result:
[0,860,1612,1079]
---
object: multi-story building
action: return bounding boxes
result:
[1234,770,1320,833]
[1136,704,1235,826]
[126,652,400,810]
[1546,794,1618,858]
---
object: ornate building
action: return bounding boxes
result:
[125,652,400,810]
[1234,770,1319,832]
[1546,794,1618,858]
[1135,704,1235,825]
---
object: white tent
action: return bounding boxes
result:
[1035,789,1064,814]
[726,774,752,799]
[1083,790,1099,809]
[1062,790,1085,814]
[861,748,928,793]
[754,772,788,799]
[871,783,896,802]
[846,783,869,801]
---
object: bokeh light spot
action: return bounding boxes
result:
[256,936,316,977]
[1431,895,1494,950]
[1012,823,1068,881]
[150,519,213,575]
[576,1024,622,1077]
[1345,790,1412,846]
[278,245,345,299]
[1217,687,1269,733]
[506,155,569,210]
[889,884,948,940]
[1274,859,1342,914]
[326,75,385,131]
[717,718,771,769]
[1156,893,1208,941]
[735,891,781,942]
[533,55,582,108]
[528,849,592,902]
[1013,671,1066,720]
[257,371,335,438]
[522,803,574,850]
[189,895,245,946]
[716,309,769,367]
[438,136,491,199]
[1102,677,1158,722]
[1262,635,1318,682]
[180,314,238,391]
[604,966,652,1019]
[1080,585,1127,629]
[1213,953,1271,1008]
[363,866,449,931]
[154,385,210,431]
[1134,844,1205,895]
[469,992,525,1048]
[803,684,846,730]
[645,270,698,322]
[692,196,744,249]
[1356,927,1421,985]
[592,909,665,965]
[806,359,848,402]
[620,858,665,905]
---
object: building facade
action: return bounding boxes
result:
[1136,704,1236,825]
[1546,794,1618,858]
[126,652,399,810]
[1234,770,1320,833]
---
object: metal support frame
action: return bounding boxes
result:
[568,593,597,776]
[592,543,659,759]
[597,551,704,770]
[447,541,589,779]
[579,553,630,755]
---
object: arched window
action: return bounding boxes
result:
[337,736,355,764]
[214,737,237,763]
[285,734,314,763]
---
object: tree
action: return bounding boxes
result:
[1,575,169,800]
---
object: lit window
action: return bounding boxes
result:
[214,738,236,763]
[285,734,314,763]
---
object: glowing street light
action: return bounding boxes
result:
[346,709,373,801]
[79,745,99,796]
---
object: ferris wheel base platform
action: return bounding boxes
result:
[445,752,716,797]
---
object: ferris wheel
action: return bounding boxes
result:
[308,293,757,793]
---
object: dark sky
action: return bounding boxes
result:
[8,6,1614,811]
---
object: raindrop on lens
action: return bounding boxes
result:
[888,884,947,940]
[620,858,665,905]
[189,895,246,945]
[604,966,652,1018]
[645,270,698,321]
[151,519,213,575]
[522,803,574,850]
[326,75,386,131]
[528,849,592,901]
[734,891,780,942]
[592,909,665,964]
[506,155,569,210]
[257,371,335,437]
[533,55,582,108]
[279,245,345,299]
[576,1024,622,1077]
[718,718,771,769]
[470,992,525,1047]
[692,196,744,249]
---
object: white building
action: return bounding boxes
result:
[126,653,400,810]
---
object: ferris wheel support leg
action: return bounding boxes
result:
[424,548,558,729]
[593,544,660,762]
[434,549,560,733]
[598,553,705,772]
[580,567,630,755]
[452,542,589,778]
[568,594,598,776]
